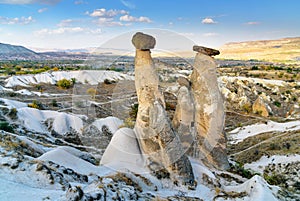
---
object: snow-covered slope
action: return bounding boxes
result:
[5,70,134,87]
[228,120,300,144]
[245,154,300,174]
[38,148,108,175]
[219,76,289,88]
[0,98,123,136]
[100,128,144,173]
[222,175,279,201]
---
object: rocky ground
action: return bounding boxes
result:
[0,57,300,200]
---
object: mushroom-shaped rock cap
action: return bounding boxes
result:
[193,45,220,56]
[132,32,156,50]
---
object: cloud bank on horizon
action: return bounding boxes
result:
[0,0,299,50]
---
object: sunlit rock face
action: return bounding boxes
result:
[132,32,195,185]
[190,47,229,170]
[172,46,229,170]
[252,96,270,117]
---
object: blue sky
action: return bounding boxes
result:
[0,0,299,50]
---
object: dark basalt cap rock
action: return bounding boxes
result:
[132,32,156,50]
[193,45,220,56]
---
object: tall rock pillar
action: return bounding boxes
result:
[190,45,229,169]
[132,32,195,185]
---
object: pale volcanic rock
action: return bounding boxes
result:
[133,33,195,185]
[177,76,190,88]
[252,96,270,117]
[190,52,229,169]
[172,85,196,155]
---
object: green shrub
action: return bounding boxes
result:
[242,103,252,113]
[87,88,97,99]
[273,101,281,108]
[0,121,14,132]
[28,100,42,109]
[70,78,76,85]
[120,117,135,129]
[51,99,58,107]
[129,103,139,119]
[8,108,18,119]
[57,79,72,89]
[264,173,286,185]
[230,162,259,179]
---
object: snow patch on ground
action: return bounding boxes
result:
[0,98,27,109]
[0,98,123,136]
[17,107,83,134]
[219,76,287,87]
[223,175,279,201]
[245,154,300,174]
[0,178,64,201]
[100,128,145,173]
[5,70,134,87]
[228,120,300,144]
[92,116,123,135]
[38,148,106,175]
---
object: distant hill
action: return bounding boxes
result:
[216,37,300,63]
[0,42,41,60]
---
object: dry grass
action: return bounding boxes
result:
[229,130,300,164]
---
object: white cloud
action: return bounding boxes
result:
[0,16,34,25]
[57,19,75,27]
[0,0,60,4]
[34,27,102,36]
[74,0,86,5]
[245,21,260,25]
[203,32,219,37]
[179,32,195,37]
[89,8,128,18]
[120,15,151,23]
[95,17,129,27]
[35,27,84,36]
[202,17,217,24]
[88,8,149,27]
[120,0,136,9]
[38,8,47,13]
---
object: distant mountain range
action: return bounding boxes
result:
[0,42,41,60]
[217,37,300,63]
[1,37,300,62]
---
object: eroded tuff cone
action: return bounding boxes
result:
[132,32,195,185]
[190,52,229,170]
[132,32,156,50]
[193,45,220,56]
[172,83,196,156]
[252,96,271,117]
